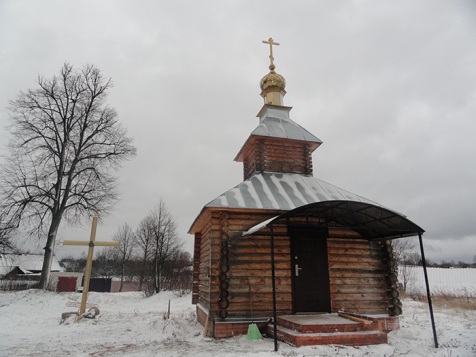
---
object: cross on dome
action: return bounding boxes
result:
[262,37,280,71]
[260,37,285,105]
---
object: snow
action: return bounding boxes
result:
[0,289,475,356]
[404,266,476,296]
[0,254,62,276]
[243,216,277,236]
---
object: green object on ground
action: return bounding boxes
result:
[247,323,262,340]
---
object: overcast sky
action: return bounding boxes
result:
[1,1,475,263]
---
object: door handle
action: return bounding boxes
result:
[295,264,303,277]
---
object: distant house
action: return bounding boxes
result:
[0,253,62,278]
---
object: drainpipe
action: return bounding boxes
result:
[418,232,438,348]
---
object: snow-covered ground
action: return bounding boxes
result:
[0,289,475,357]
[404,266,476,296]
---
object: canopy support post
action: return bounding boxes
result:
[418,232,438,348]
[270,223,278,352]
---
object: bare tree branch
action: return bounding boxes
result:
[135,200,182,295]
[0,63,136,288]
[113,223,136,292]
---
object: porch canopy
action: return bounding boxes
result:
[245,200,425,239]
[246,200,438,351]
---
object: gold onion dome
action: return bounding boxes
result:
[260,68,286,92]
[260,38,286,105]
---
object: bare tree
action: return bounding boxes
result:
[0,228,16,254]
[113,223,135,291]
[61,254,87,273]
[135,200,182,294]
[0,63,136,288]
[0,213,17,253]
[392,239,418,293]
[94,247,119,278]
[136,215,155,291]
[162,250,193,291]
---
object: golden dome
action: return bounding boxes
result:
[260,70,286,92]
[260,38,286,105]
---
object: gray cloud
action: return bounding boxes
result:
[1,1,475,262]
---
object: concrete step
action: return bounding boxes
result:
[276,314,365,333]
[267,324,388,347]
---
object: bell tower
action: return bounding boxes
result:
[235,38,323,180]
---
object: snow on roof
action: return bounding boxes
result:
[0,254,62,276]
[206,172,379,211]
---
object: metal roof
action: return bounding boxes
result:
[251,106,322,144]
[235,106,322,162]
[244,200,424,240]
[0,254,62,276]
[206,172,380,211]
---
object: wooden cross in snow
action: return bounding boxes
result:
[63,217,120,315]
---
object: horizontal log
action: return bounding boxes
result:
[228,277,292,286]
[230,235,289,242]
[226,310,291,318]
[332,300,389,310]
[328,256,385,264]
[328,248,384,256]
[329,261,385,270]
[328,230,362,238]
[228,255,289,262]
[228,285,292,294]
[331,293,388,302]
[228,261,290,269]
[225,303,292,314]
[328,236,369,242]
[228,269,291,278]
[330,285,388,294]
[329,270,386,278]
[197,278,210,286]
[328,241,380,249]
[330,278,388,286]
[231,234,289,243]
[332,306,388,314]
[229,247,290,255]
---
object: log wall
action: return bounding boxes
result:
[242,138,313,180]
[226,222,292,317]
[192,233,201,304]
[328,228,392,314]
[193,208,395,331]
[196,212,213,312]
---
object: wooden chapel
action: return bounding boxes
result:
[189,38,426,346]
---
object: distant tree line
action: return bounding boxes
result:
[420,259,475,269]
[393,240,475,268]
[392,239,475,294]
[60,199,192,295]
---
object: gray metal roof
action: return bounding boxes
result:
[206,172,380,211]
[252,105,322,144]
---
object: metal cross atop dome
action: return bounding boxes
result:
[262,37,280,70]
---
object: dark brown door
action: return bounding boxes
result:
[291,228,331,313]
